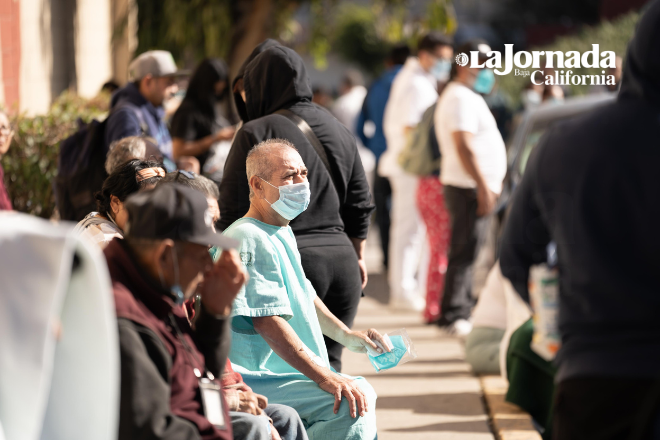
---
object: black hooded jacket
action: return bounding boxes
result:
[219,45,374,247]
[500,0,660,382]
[170,58,231,168]
[232,39,281,123]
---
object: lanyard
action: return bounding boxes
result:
[168,313,215,381]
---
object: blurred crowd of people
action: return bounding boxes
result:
[0,1,656,438]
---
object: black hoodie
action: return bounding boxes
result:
[231,39,281,123]
[219,45,374,247]
[500,0,660,382]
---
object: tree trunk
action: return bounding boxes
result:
[228,0,273,80]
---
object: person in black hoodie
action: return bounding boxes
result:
[231,39,282,124]
[219,43,375,372]
[500,2,660,438]
[170,59,236,171]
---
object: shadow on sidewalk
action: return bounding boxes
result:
[364,272,390,304]
[361,371,471,379]
[377,392,486,416]
[387,420,491,433]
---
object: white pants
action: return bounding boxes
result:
[388,172,426,308]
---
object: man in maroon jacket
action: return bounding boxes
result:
[105,183,246,440]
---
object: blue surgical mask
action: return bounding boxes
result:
[368,335,408,372]
[260,178,311,221]
[473,69,495,95]
[431,59,451,82]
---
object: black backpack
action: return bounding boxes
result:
[54,103,147,222]
[54,118,110,222]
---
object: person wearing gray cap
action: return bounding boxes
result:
[105,50,182,169]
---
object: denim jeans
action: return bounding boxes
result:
[231,404,308,440]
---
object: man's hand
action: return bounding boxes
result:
[199,249,248,316]
[237,390,267,415]
[476,185,497,217]
[349,237,367,289]
[357,258,368,289]
[270,422,282,440]
[317,373,368,418]
[341,328,391,355]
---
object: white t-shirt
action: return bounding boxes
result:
[379,57,438,177]
[332,85,367,138]
[435,82,507,194]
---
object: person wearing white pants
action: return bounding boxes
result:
[379,32,453,310]
[386,172,427,310]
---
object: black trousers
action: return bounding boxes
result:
[373,170,391,269]
[438,185,490,325]
[299,244,362,372]
[553,377,660,440]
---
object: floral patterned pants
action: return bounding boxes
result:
[417,176,451,323]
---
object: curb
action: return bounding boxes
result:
[480,375,543,440]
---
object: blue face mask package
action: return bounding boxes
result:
[367,329,417,373]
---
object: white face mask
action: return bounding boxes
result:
[260,178,311,221]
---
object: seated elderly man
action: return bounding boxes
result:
[223,139,387,440]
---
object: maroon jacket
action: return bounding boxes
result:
[105,239,232,440]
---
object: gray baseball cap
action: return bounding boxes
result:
[128,50,185,81]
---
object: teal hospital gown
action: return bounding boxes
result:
[223,218,377,440]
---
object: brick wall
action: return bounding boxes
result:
[0,0,20,111]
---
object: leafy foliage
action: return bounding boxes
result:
[2,92,110,218]
[333,4,390,75]
[329,0,457,75]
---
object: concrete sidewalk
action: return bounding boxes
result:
[342,291,494,439]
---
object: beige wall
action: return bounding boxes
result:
[76,0,113,98]
[17,0,130,114]
[19,0,53,114]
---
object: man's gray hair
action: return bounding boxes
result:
[105,136,148,174]
[246,138,298,200]
[158,171,220,200]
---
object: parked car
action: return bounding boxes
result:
[506,93,616,191]
[486,93,617,263]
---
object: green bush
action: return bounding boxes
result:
[2,91,110,218]
[326,1,457,76]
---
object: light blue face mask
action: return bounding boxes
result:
[368,335,408,372]
[260,178,311,221]
[431,59,452,82]
[473,69,496,95]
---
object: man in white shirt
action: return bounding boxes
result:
[380,32,454,311]
[434,40,507,334]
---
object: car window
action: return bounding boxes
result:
[519,128,546,174]
[518,115,570,174]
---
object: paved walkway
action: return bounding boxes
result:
[342,275,494,440]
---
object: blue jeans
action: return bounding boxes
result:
[231,404,308,440]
